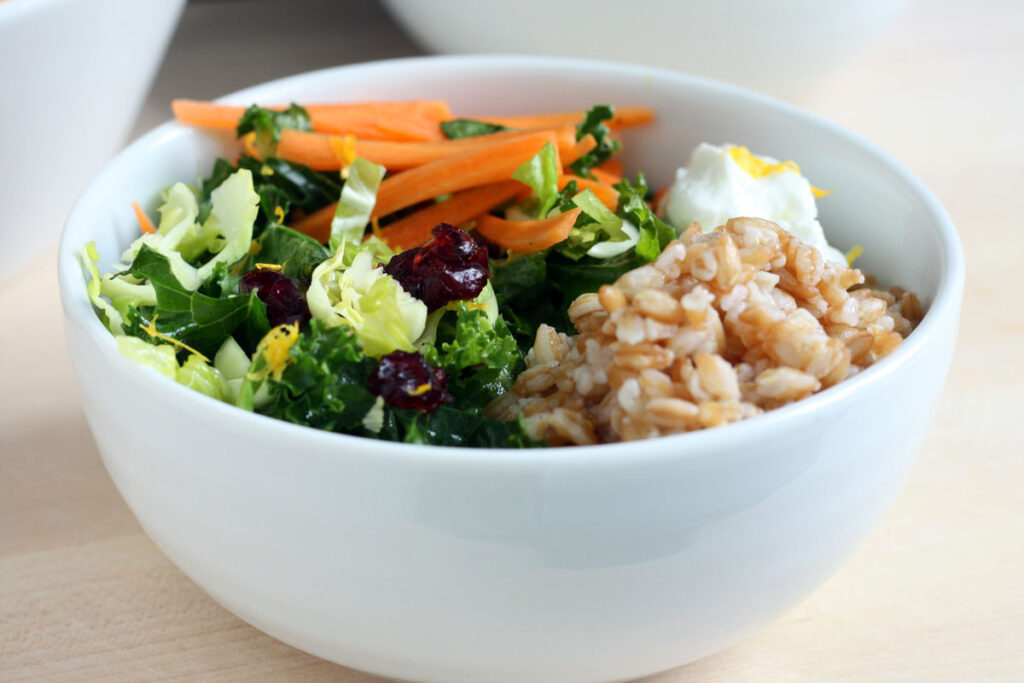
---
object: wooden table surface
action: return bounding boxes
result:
[3,0,1022,680]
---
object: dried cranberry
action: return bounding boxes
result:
[239,269,310,327]
[383,223,490,310]
[368,350,451,412]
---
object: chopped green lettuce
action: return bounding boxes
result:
[329,157,386,253]
[615,174,676,262]
[512,141,560,219]
[555,188,637,260]
[116,336,225,400]
[119,169,259,291]
[81,242,124,333]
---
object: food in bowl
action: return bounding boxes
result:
[81,97,920,447]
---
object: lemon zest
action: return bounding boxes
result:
[330,134,358,179]
[371,216,384,242]
[811,185,834,199]
[445,299,487,313]
[727,146,801,179]
[139,314,210,362]
[249,323,300,382]
[845,244,865,267]
[260,164,275,176]
[241,132,259,157]
[273,206,286,224]
[406,382,433,396]
[255,262,283,272]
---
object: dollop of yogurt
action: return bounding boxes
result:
[661,143,846,264]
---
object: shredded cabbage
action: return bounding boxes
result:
[308,245,427,358]
[329,157,386,253]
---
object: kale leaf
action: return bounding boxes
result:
[568,104,621,179]
[441,119,507,139]
[259,320,379,433]
[235,103,313,158]
[124,245,270,358]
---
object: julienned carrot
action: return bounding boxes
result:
[291,130,561,240]
[589,167,622,187]
[470,106,654,130]
[132,201,156,234]
[377,181,524,251]
[171,99,453,141]
[172,100,246,130]
[563,134,597,167]
[275,125,578,172]
[596,158,623,176]
[475,207,583,253]
[557,175,619,210]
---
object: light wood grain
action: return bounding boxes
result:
[2,0,1022,680]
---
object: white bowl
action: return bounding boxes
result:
[382,0,908,100]
[0,0,184,287]
[58,56,963,683]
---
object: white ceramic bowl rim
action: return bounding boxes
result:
[58,54,964,466]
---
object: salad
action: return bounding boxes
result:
[82,98,920,448]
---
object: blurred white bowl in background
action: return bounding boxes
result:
[0,0,184,288]
[382,0,908,101]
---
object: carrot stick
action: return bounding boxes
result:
[291,131,561,240]
[275,126,578,172]
[305,101,452,141]
[596,159,623,176]
[475,208,583,253]
[132,201,156,234]
[563,134,597,167]
[589,167,622,187]
[469,106,654,129]
[557,175,619,210]
[172,99,454,141]
[172,100,246,130]
[378,181,523,251]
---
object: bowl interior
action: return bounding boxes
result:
[59,55,961,453]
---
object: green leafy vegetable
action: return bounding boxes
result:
[125,244,270,358]
[259,320,379,433]
[379,406,540,448]
[434,302,523,408]
[440,119,507,139]
[236,103,313,158]
[616,174,676,262]
[307,247,427,358]
[512,141,560,219]
[329,157,386,253]
[555,188,636,260]
[548,251,645,304]
[116,336,225,400]
[568,104,621,178]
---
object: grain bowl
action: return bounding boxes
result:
[59,56,962,683]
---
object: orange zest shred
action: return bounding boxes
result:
[139,314,210,361]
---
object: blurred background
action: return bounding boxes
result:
[3,0,1022,681]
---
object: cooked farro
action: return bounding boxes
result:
[489,218,922,445]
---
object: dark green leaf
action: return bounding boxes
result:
[379,406,542,448]
[235,103,313,157]
[260,320,378,433]
[125,245,269,358]
[568,104,621,179]
[441,118,507,139]
[548,251,645,303]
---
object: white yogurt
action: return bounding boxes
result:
[661,143,847,264]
